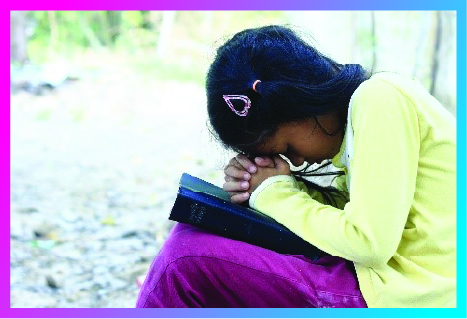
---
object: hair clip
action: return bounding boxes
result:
[223,95,251,117]
[252,80,261,92]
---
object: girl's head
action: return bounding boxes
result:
[206,25,369,160]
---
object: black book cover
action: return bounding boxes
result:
[169,173,325,260]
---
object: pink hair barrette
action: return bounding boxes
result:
[223,95,251,117]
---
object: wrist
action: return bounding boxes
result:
[249,175,296,209]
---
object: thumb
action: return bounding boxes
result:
[254,156,275,168]
[273,155,290,171]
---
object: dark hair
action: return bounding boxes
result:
[206,25,370,206]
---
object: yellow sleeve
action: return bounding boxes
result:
[250,79,420,268]
[251,175,348,210]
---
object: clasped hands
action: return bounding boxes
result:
[223,154,291,204]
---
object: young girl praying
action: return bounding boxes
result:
[136,25,456,308]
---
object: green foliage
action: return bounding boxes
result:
[357,29,375,50]
[28,37,49,63]
[121,11,144,28]
[114,28,157,52]
[132,56,206,86]
[27,11,288,55]
[29,11,115,53]
[25,11,289,84]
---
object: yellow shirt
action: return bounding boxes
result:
[249,72,456,307]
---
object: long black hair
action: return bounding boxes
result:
[206,25,370,206]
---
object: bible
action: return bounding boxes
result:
[168,173,325,260]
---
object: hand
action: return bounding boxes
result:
[248,155,291,193]
[223,154,275,204]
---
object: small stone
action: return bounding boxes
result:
[18,207,38,214]
[33,221,57,239]
[45,275,59,289]
[121,230,138,238]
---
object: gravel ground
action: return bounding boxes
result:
[10,65,231,308]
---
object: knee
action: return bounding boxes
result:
[159,223,227,261]
[138,248,210,307]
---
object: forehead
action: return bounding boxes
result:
[244,129,281,157]
[255,138,281,155]
[251,119,315,155]
[252,123,295,155]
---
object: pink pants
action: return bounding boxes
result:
[136,223,367,308]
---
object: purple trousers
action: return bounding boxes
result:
[136,223,367,308]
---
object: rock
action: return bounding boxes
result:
[17,207,38,214]
[121,230,138,238]
[32,221,57,239]
[45,275,59,289]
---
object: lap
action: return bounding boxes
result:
[137,223,367,308]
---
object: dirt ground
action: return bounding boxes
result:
[10,64,231,308]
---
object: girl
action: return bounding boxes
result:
[136,25,456,308]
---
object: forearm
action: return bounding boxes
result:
[250,178,394,268]
[295,177,349,210]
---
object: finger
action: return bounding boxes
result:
[235,154,257,174]
[228,156,241,167]
[230,192,250,204]
[224,175,241,182]
[223,180,250,192]
[227,157,250,176]
[224,165,251,180]
[254,156,275,168]
[273,155,290,170]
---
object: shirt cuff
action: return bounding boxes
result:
[249,175,296,209]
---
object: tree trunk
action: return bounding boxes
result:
[77,12,103,50]
[155,11,176,59]
[47,11,59,54]
[430,12,442,95]
[431,11,456,116]
[370,11,377,72]
[10,11,29,64]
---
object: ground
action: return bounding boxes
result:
[10,64,230,308]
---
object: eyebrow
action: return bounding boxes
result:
[247,147,281,158]
[247,140,284,158]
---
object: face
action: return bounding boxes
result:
[256,113,344,167]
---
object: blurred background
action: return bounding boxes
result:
[10,11,456,308]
